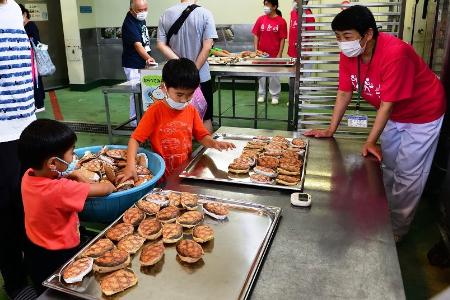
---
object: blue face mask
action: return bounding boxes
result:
[55,157,78,178]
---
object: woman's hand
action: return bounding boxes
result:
[115,165,138,184]
[303,128,334,138]
[362,142,382,161]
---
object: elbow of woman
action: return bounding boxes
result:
[380,101,394,113]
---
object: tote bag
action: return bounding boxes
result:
[31,40,56,76]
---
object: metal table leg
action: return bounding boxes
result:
[232,78,236,118]
[104,91,113,144]
[287,77,295,131]
[254,78,258,128]
[264,76,269,119]
[218,76,222,127]
[134,92,143,124]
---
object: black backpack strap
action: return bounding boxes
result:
[166,4,199,46]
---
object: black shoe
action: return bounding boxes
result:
[428,239,450,267]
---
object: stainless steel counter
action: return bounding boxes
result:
[209,65,297,130]
[209,65,296,78]
[168,127,405,299]
[38,127,404,300]
[102,80,142,143]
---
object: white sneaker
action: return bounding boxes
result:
[258,96,265,103]
[271,97,279,105]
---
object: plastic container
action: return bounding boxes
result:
[74,145,165,224]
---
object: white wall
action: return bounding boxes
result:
[93,0,295,27]
[77,0,96,29]
[61,0,85,84]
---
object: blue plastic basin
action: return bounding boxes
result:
[74,145,165,224]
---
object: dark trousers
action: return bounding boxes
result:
[34,75,45,109]
[200,80,213,121]
[24,238,80,295]
[0,140,27,296]
[441,150,450,228]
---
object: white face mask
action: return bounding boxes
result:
[263,6,272,15]
[135,11,148,21]
[337,39,366,58]
[166,97,190,110]
[163,84,192,110]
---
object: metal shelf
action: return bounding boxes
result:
[305,12,401,18]
[301,21,400,27]
[295,0,405,136]
[304,2,402,8]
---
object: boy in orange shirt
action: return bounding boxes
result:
[118,58,235,181]
[19,119,115,294]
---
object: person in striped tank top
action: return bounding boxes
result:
[0,0,37,298]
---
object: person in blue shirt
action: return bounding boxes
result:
[121,0,155,125]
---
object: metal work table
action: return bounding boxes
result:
[209,65,296,130]
[38,127,404,300]
[102,64,296,141]
[102,80,142,143]
[169,127,405,299]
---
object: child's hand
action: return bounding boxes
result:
[211,140,235,151]
[116,166,138,184]
[102,181,116,194]
[200,136,235,151]
[67,169,90,183]
[88,180,116,197]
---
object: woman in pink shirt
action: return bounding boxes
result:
[252,0,287,105]
[305,5,446,241]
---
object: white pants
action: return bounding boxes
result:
[258,77,281,98]
[123,67,139,123]
[381,115,444,236]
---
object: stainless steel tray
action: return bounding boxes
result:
[43,189,282,300]
[180,133,308,191]
[208,57,296,66]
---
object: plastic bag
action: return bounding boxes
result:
[191,87,208,119]
[31,41,56,76]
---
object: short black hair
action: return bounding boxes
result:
[331,5,379,39]
[162,58,200,90]
[18,119,77,170]
[18,4,30,19]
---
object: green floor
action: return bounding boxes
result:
[37,86,292,131]
[1,86,449,299]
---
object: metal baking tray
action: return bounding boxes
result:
[43,189,282,300]
[180,133,308,191]
[208,57,296,66]
[245,58,296,66]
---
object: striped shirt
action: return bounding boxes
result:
[0,0,36,143]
